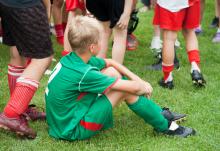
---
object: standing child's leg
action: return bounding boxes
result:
[112,27,127,64]
[52,0,65,45]
[97,21,112,59]
[212,0,220,43]
[183,29,206,86]
[159,30,177,89]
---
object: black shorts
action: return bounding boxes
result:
[0,2,53,59]
[86,0,124,28]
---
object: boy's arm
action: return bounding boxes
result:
[105,59,153,98]
[110,79,152,98]
[117,0,133,29]
[105,59,144,82]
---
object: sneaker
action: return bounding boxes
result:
[191,70,206,87]
[210,17,219,28]
[161,107,186,123]
[0,113,36,139]
[212,32,220,43]
[158,78,174,89]
[165,124,196,137]
[126,34,138,51]
[24,104,46,121]
[195,27,203,35]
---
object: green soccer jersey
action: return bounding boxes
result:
[45,52,117,140]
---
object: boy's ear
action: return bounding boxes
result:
[89,44,95,53]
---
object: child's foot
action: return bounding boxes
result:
[126,34,138,51]
[210,17,219,28]
[158,78,174,89]
[191,70,206,87]
[23,104,46,121]
[212,32,220,43]
[195,27,203,35]
[145,56,180,71]
[164,122,196,137]
[161,108,186,123]
[0,113,36,139]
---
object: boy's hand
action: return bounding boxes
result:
[142,81,153,99]
[138,81,153,99]
[117,13,130,30]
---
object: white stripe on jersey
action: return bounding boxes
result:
[157,0,189,12]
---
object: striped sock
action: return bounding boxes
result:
[4,77,39,118]
[162,63,174,82]
[7,64,25,96]
[54,24,64,45]
[187,50,200,73]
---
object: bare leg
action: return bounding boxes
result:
[112,27,127,64]
[182,29,198,51]
[97,21,112,58]
[162,30,177,64]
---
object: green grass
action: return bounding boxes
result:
[0,1,220,150]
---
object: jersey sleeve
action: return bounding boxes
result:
[79,68,118,94]
[88,56,106,70]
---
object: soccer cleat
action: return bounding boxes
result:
[161,107,186,123]
[126,34,138,51]
[164,125,196,138]
[210,17,219,28]
[191,70,206,87]
[0,113,36,139]
[212,32,220,43]
[23,104,46,121]
[158,79,174,89]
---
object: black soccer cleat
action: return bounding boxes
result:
[191,70,206,87]
[161,108,186,123]
[158,79,174,89]
[210,16,219,28]
[164,125,196,138]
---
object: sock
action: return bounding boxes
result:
[62,22,67,32]
[54,24,64,45]
[127,96,168,132]
[4,77,39,118]
[217,28,220,33]
[187,50,200,73]
[61,50,70,56]
[162,63,174,82]
[26,58,32,67]
[7,64,25,96]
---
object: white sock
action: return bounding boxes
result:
[169,121,179,131]
[217,28,220,33]
[191,61,200,73]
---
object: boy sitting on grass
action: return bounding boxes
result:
[45,16,195,141]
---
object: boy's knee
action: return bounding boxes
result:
[102,67,122,79]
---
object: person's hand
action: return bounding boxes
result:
[142,81,153,99]
[116,13,130,30]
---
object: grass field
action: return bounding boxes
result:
[0,1,220,151]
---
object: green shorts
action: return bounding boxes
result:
[74,94,113,140]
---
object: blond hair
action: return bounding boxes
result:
[68,16,101,54]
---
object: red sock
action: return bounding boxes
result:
[61,50,70,56]
[4,77,39,118]
[187,50,200,65]
[8,64,25,96]
[162,63,174,81]
[54,24,64,45]
[62,22,67,32]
